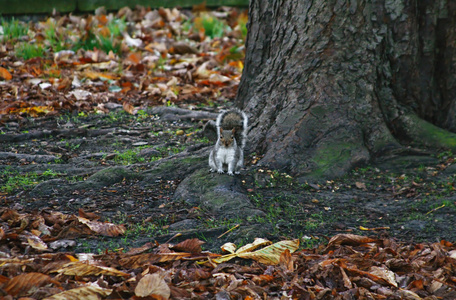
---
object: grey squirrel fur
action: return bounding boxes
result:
[209,109,248,175]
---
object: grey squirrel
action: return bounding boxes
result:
[209,109,248,175]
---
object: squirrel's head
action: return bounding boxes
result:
[219,128,236,147]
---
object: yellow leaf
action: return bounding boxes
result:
[135,273,170,299]
[43,282,112,300]
[238,239,300,265]
[221,242,237,254]
[212,253,237,264]
[236,238,272,254]
[213,239,299,265]
[65,255,79,262]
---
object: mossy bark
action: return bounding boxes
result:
[237,0,456,179]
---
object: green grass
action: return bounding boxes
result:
[201,14,228,39]
[1,18,28,41]
[113,149,145,165]
[15,43,45,60]
[43,20,67,52]
[107,17,127,38]
[73,17,125,54]
[1,169,62,193]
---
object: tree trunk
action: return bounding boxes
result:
[236,0,456,179]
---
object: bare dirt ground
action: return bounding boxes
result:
[2,107,456,254]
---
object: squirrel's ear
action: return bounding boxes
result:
[231,128,236,134]
[219,128,223,134]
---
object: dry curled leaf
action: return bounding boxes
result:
[76,216,126,236]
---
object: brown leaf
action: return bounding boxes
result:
[126,242,155,255]
[122,101,137,115]
[170,42,199,55]
[76,216,126,236]
[125,52,142,65]
[170,238,204,253]
[119,253,192,269]
[135,273,170,299]
[355,182,367,190]
[78,208,100,220]
[326,234,378,248]
[44,282,112,300]
[279,249,294,271]
[53,261,130,277]
[3,272,53,296]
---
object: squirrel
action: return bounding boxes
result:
[209,109,248,175]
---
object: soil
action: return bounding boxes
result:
[2,107,456,254]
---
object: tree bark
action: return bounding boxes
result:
[236,0,456,179]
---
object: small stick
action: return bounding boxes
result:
[426,204,445,215]
[359,226,390,231]
[164,233,182,244]
[218,224,240,239]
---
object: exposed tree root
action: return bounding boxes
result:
[397,113,456,150]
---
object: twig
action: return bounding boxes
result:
[218,224,240,239]
[426,204,445,215]
[164,233,182,244]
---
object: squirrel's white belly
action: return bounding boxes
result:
[217,147,236,164]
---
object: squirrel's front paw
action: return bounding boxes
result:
[227,171,234,176]
[217,169,224,174]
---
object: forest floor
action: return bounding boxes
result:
[1,5,456,299]
[2,109,456,253]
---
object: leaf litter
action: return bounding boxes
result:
[0,5,246,122]
[2,209,456,299]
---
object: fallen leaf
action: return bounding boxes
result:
[0,67,12,80]
[119,253,192,269]
[3,272,54,296]
[221,242,237,254]
[125,52,142,65]
[44,282,112,300]
[170,238,204,253]
[53,261,130,277]
[355,182,366,190]
[76,216,126,236]
[326,234,378,248]
[369,266,397,287]
[214,239,299,265]
[26,234,48,250]
[122,101,137,115]
[135,273,170,299]
[236,238,272,254]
